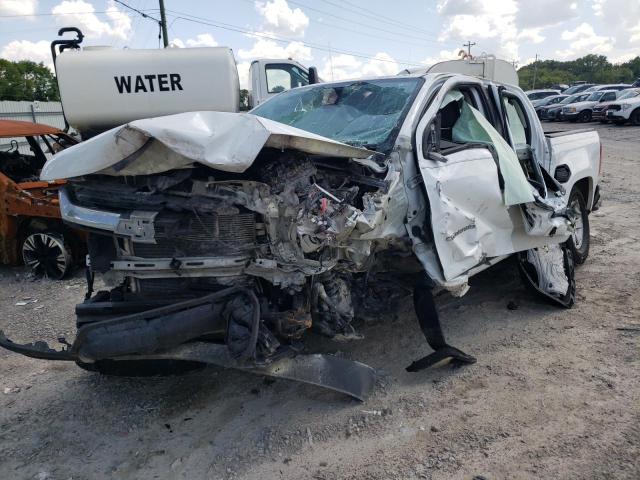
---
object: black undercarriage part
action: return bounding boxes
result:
[0,286,377,401]
[406,276,477,372]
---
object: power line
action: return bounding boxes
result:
[165,9,425,67]
[237,0,456,47]
[112,0,160,23]
[0,10,137,18]
[322,0,442,38]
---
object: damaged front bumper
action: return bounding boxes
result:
[0,287,376,401]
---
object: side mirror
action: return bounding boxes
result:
[308,67,319,85]
[422,113,443,160]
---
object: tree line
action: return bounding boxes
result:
[0,59,60,102]
[518,54,640,90]
[2,54,640,102]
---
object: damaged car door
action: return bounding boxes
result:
[414,78,575,304]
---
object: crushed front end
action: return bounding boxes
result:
[0,112,419,400]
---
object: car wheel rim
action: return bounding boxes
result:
[570,200,584,249]
[22,233,71,279]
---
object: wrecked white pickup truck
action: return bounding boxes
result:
[0,73,602,400]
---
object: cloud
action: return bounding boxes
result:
[238,35,312,62]
[436,0,521,60]
[0,0,37,16]
[236,61,251,90]
[421,48,465,67]
[318,52,399,81]
[515,0,579,29]
[631,22,640,43]
[518,28,545,44]
[171,33,219,48]
[0,40,53,70]
[556,22,614,58]
[51,0,131,40]
[255,0,309,36]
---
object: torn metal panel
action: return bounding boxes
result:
[518,243,576,308]
[41,112,372,180]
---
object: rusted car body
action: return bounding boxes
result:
[0,120,82,278]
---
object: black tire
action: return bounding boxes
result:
[21,232,73,279]
[566,189,590,265]
[578,110,592,122]
[630,109,640,126]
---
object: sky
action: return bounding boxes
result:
[1,0,639,88]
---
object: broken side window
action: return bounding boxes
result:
[436,88,535,206]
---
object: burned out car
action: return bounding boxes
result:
[0,74,602,400]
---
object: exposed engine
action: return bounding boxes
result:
[70,148,415,361]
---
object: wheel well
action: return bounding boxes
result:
[572,177,592,211]
[631,107,640,118]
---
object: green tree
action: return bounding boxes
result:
[239,88,249,111]
[0,59,60,101]
[517,54,640,90]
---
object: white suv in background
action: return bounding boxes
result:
[606,95,640,125]
[561,90,618,122]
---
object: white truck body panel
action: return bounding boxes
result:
[546,129,600,209]
[56,47,240,133]
[401,56,519,86]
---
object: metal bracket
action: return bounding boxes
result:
[115,211,158,243]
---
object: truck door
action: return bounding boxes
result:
[414,78,573,283]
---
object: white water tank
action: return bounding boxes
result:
[56,47,240,134]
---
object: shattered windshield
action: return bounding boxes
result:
[251,78,423,154]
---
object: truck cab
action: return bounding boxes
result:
[248,59,312,108]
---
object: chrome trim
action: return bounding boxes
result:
[59,187,158,243]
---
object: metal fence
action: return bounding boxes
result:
[0,101,66,155]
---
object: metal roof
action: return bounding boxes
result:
[0,119,62,138]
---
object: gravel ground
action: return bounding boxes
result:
[1,122,638,480]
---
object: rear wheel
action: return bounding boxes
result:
[630,109,640,126]
[566,189,590,265]
[578,110,592,122]
[21,232,72,279]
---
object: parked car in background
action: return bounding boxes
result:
[561,90,619,122]
[562,83,595,95]
[0,120,85,279]
[632,78,640,87]
[606,92,640,125]
[532,94,568,115]
[593,88,640,123]
[584,84,631,93]
[525,89,561,101]
[540,93,590,121]
[549,84,569,92]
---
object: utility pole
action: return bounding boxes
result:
[532,53,539,90]
[159,0,169,48]
[463,40,476,58]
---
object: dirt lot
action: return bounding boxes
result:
[1,122,638,480]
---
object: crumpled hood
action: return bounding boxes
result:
[41,111,372,180]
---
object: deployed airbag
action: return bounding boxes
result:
[444,93,535,206]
